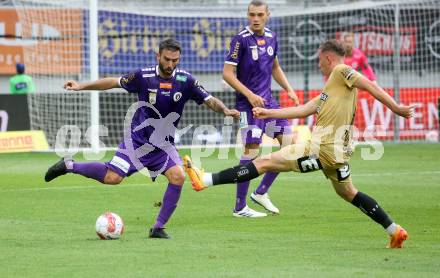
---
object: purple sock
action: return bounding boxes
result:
[235,157,252,211]
[256,172,279,195]
[70,162,108,183]
[154,183,182,229]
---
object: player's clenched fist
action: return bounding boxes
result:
[252,107,270,119]
[64,80,82,91]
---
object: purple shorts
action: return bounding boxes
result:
[105,141,182,181]
[238,101,291,145]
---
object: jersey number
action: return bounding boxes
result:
[297,156,323,173]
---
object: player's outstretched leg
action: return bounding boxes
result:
[183,155,260,190]
[44,157,71,182]
[183,155,266,217]
[182,155,207,191]
[45,158,111,184]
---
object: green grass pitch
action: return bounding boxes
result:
[1,144,439,277]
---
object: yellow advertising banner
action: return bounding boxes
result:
[0,130,49,153]
[0,8,83,75]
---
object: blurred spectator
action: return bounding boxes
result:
[9,63,35,94]
[343,32,376,82]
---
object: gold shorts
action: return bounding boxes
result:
[278,142,351,184]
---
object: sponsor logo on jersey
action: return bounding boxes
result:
[173,92,182,102]
[149,92,157,104]
[257,39,266,46]
[176,75,187,82]
[267,46,274,56]
[159,82,173,89]
[231,41,240,59]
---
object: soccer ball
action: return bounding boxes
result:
[95,212,125,240]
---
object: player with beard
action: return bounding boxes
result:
[45,38,239,239]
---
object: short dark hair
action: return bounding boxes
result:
[159,38,181,54]
[320,39,346,56]
[248,0,269,12]
[16,63,25,74]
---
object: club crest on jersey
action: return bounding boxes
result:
[160,82,172,89]
[320,92,328,101]
[267,46,274,56]
[173,92,182,102]
[251,46,258,60]
[149,92,157,104]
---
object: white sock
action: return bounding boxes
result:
[386,223,398,235]
[203,173,213,186]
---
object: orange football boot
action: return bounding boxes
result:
[183,155,207,191]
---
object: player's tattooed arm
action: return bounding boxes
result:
[204,97,240,118]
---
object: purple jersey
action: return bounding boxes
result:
[119,65,211,148]
[225,26,278,110]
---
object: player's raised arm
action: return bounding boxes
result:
[204,96,240,118]
[272,57,299,105]
[64,77,120,91]
[253,99,318,119]
[353,75,414,118]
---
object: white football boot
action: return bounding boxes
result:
[233,205,267,218]
[250,192,280,214]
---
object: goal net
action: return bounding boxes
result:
[9,0,440,151]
